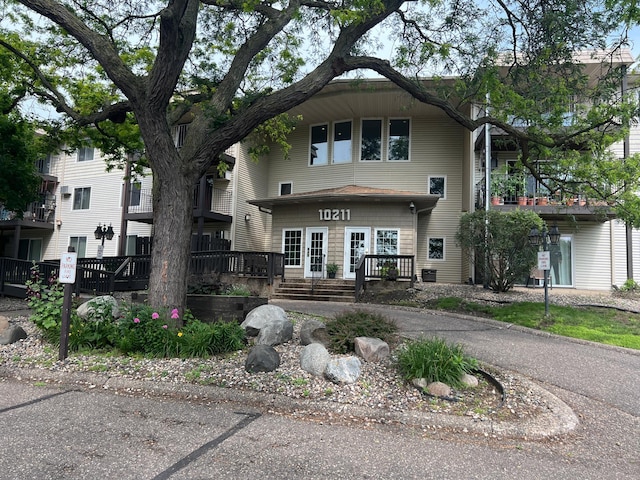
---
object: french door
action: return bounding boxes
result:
[304,227,328,278]
[343,228,370,279]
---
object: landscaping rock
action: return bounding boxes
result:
[300,343,330,376]
[411,378,429,390]
[245,345,280,373]
[460,373,479,387]
[324,356,361,384]
[0,325,27,345]
[299,319,329,346]
[76,295,120,320]
[354,336,389,362]
[427,381,452,397]
[241,304,289,337]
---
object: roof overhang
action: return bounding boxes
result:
[248,185,440,214]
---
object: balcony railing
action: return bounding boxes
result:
[127,187,232,216]
[0,201,56,224]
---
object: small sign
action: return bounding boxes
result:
[537,251,550,271]
[59,251,77,284]
[96,244,104,260]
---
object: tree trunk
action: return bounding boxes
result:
[147,169,193,324]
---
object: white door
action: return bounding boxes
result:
[304,227,328,278]
[343,227,370,279]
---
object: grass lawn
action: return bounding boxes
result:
[425,298,640,350]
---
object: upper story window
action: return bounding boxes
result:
[73,187,91,210]
[388,119,410,161]
[173,124,188,149]
[361,119,382,161]
[129,182,142,207]
[77,146,94,162]
[310,124,328,165]
[279,182,292,196]
[428,176,446,198]
[333,120,352,164]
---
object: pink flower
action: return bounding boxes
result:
[171,308,179,319]
[162,324,168,329]
[152,312,159,319]
[133,317,140,324]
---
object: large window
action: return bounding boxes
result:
[388,119,410,161]
[375,229,399,255]
[73,187,91,210]
[69,236,87,258]
[428,237,445,260]
[333,120,352,164]
[361,119,382,161]
[283,229,303,266]
[310,124,328,165]
[77,146,94,162]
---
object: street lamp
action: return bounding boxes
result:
[94,223,115,259]
[528,224,560,316]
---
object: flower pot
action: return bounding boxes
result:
[566,198,574,206]
[518,196,527,206]
[527,198,534,206]
[491,196,502,206]
[537,197,548,206]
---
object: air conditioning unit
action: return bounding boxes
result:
[60,186,71,197]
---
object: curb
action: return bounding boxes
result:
[0,365,578,440]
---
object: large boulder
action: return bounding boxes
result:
[354,337,389,362]
[241,305,293,346]
[324,356,361,384]
[245,345,281,373]
[241,305,288,336]
[0,316,27,345]
[300,343,330,376]
[76,296,120,320]
[299,319,330,346]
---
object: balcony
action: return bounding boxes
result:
[475,176,616,223]
[125,186,233,224]
[0,201,56,230]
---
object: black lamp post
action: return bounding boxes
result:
[528,224,561,316]
[94,224,115,259]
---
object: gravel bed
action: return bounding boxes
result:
[3,285,636,425]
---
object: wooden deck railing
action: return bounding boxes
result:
[354,254,415,301]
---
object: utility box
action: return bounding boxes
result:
[421,269,437,282]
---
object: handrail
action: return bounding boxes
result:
[354,254,415,302]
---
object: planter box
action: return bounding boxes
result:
[187,295,268,323]
[133,293,267,323]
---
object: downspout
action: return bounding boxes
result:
[622,65,634,280]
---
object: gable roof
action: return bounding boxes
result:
[248,184,440,214]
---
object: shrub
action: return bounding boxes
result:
[325,309,398,354]
[620,278,639,292]
[25,265,64,345]
[396,337,478,388]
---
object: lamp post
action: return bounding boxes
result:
[528,224,561,316]
[94,223,115,260]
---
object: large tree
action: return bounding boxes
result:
[0,0,637,313]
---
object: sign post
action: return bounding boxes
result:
[59,246,77,361]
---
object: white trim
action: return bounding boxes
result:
[281,228,303,267]
[427,236,446,261]
[374,228,400,255]
[428,175,447,200]
[309,123,329,166]
[279,181,293,196]
[332,119,353,164]
[387,117,411,162]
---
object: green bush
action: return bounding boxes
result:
[396,337,478,388]
[25,265,64,345]
[325,309,398,354]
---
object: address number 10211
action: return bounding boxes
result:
[319,209,351,221]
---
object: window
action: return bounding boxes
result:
[18,239,42,261]
[550,236,573,287]
[73,187,91,210]
[429,176,446,198]
[280,182,292,196]
[69,236,87,258]
[310,124,328,165]
[77,146,94,162]
[428,237,445,260]
[173,124,188,149]
[125,235,138,256]
[129,182,141,207]
[282,229,303,266]
[333,120,352,164]
[388,119,410,161]
[361,119,382,161]
[375,229,399,255]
